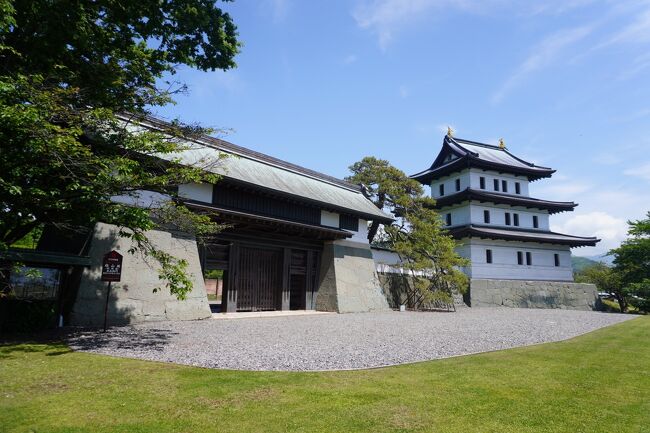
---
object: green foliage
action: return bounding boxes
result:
[204,269,224,279]
[574,262,628,311]
[0,299,57,332]
[10,226,43,250]
[347,157,469,309]
[574,262,619,292]
[610,212,650,313]
[1,0,239,111]
[0,0,240,297]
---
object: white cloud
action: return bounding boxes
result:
[399,85,409,98]
[343,54,358,64]
[352,0,489,49]
[188,70,245,97]
[624,162,650,181]
[552,211,628,255]
[435,124,457,135]
[602,7,650,47]
[592,152,624,165]
[531,181,591,200]
[618,52,650,80]
[263,0,291,23]
[527,0,597,16]
[352,0,597,49]
[491,25,593,104]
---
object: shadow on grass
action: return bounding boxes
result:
[65,326,178,352]
[0,342,72,359]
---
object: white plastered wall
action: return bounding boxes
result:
[456,238,573,281]
[430,169,531,199]
[321,210,340,228]
[348,219,369,243]
[178,183,213,203]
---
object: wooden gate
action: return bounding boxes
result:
[235,246,283,311]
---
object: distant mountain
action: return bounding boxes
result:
[585,254,615,266]
[571,256,601,272]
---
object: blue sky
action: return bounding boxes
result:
[155,0,650,257]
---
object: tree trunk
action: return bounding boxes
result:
[366,195,386,244]
[615,293,627,313]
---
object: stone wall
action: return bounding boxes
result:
[70,222,212,326]
[316,240,390,313]
[377,273,410,309]
[468,279,599,311]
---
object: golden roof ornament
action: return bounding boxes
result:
[498,138,506,149]
[447,126,454,137]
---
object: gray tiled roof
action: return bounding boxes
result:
[411,135,555,183]
[449,138,552,172]
[138,117,393,222]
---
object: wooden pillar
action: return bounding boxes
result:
[224,243,238,312]
[281,248,291,311]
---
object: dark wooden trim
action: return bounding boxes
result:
[185,200,353,240]
[339,214,359,231]
[208,178,393,223]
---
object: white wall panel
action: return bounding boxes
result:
[178,183,213,203]
[455,238,573,281]
[321,210,340,228]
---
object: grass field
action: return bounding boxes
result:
[1,316,648,433]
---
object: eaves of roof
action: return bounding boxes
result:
[434,188,577,214]
[447,224,600,247]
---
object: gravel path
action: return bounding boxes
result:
[66,309,635,371]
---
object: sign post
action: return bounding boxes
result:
[101,250,123,332]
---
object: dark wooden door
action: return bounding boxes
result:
[236,246,283,311]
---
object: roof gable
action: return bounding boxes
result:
[411,135,555,183]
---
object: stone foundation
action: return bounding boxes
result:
[468,279,599,311]
[316,240,390,313]
[70,222,212,326]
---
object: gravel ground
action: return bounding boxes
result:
[66,308,635,371]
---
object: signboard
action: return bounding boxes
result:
[101,250,123,282]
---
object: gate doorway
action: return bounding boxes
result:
[204,237,322,313]
[236,246,283,311]
[288,249,318,310]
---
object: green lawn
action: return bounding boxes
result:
[1,317,649,433]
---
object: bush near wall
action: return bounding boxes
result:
[0,299,57,334]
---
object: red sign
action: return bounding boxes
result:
[101,250,123,282]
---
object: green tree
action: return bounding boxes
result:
[610,212,650,313]
[347,157,468,309]
[0,0,240,298]
[574,262,625,311]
